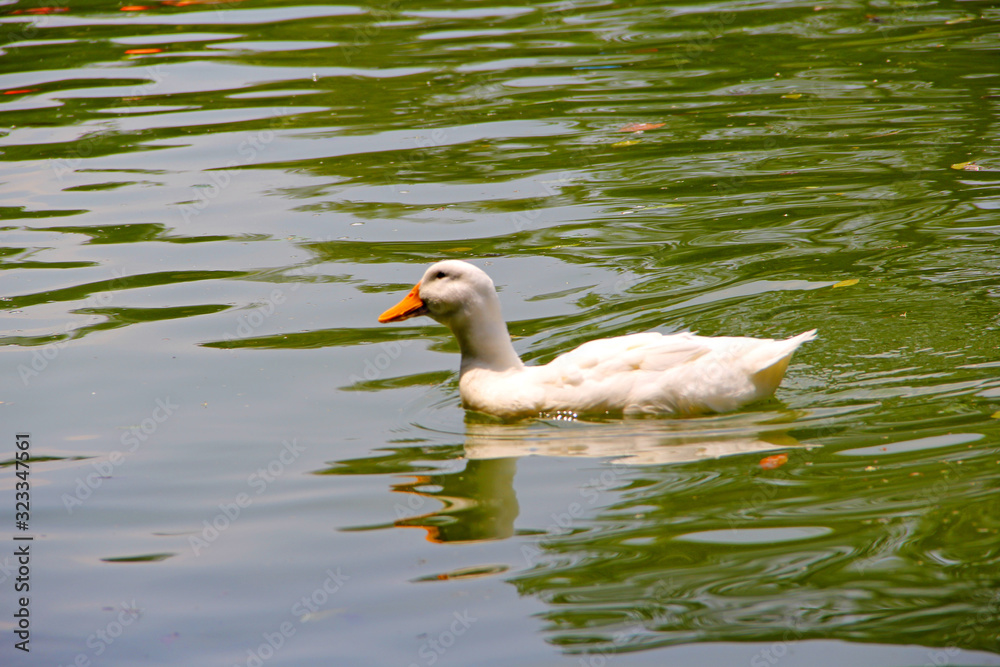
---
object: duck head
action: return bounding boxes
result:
[378,260,523,372]
[378,260,498,328]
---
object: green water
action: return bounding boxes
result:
[1,0,998,665]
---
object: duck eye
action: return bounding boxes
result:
[435,270,447,279]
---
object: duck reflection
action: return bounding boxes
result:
[332,414,804,544]
[391,456,519,543]
[463,418,800,464]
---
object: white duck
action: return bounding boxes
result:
[379,260,815,419]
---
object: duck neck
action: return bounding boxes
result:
[448,302,524,374]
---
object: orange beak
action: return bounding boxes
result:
[378,281,427,323]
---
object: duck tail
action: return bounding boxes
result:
[749,329,817,393]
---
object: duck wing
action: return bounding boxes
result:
[532,330,816,415]
[525,333,709,413]
[545,332,711,377]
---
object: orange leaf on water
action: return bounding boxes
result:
[11,6,69,14]
[618,122,665,133]
[125,48,162,54]
[163,0,241,5]
[759,454,788,470]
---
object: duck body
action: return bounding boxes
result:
[459,330,815,418]
[379,260,816,419]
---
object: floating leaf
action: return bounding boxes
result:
[10,6,69,13]
[944,16,974,24]
[781,93,802,100]
[760,454,788,470]
[991,411,1000,419]
[411,564,509,582]
[125,48,162,55]
[951,161,982,171]
[832,278,860,288]
[163,0,239,5]
[101,552,175,563]
[612,139,641,147]
[618,122,664,133]
[620,203,685,215]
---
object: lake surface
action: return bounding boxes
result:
[1,0,999,665]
